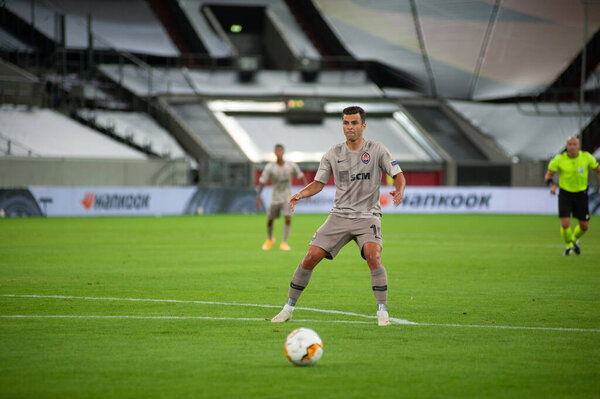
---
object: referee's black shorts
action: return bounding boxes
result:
[558,189,590,220]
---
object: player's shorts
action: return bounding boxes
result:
[310,214,383,260]
[267,202,292,219]
[558,189,590,220]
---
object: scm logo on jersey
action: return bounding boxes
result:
[350,172,371,181]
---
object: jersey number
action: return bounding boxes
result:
[370,224,381,239]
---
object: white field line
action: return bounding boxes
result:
[417,322,600,333]
[2,294,599,332]
[0,294,415,325]
[0,315,375,324]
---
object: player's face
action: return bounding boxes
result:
[566,138,580,157]
[342,113,365,143]
[274,146,284,161]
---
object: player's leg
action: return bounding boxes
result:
[262,204,280,250]
[267,218,275,239]
[570,191,591,255]
[574,220,589,237]
[279,204,293,250]
[271,246,327,322]
[272,215,351,322]
[356,219,389,326]
[570,221,588,255]
[558,191,574,255]
[262,218,275,250]
[363,242,390,326]
[560,217,573,249]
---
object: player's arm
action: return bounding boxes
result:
[544,170,557,195]
[294,163,309,187]
[389,172,406,206]
[300,173,308,186]
[289,181,325,211]
[594,165,600,195]
[256,183,266,210]
[256,166,270,211]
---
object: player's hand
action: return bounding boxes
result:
[389,190,403,206]
[256,197,263,211]
[288,193,303,212]
[550,184,557,196]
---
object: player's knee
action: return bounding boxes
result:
[580,222,589,231]
[302,248,324,269]
[364,248,381,268]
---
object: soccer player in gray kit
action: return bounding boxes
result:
[271,106,405,326]
[256,144,307,251]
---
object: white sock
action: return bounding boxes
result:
[283,304,295,313]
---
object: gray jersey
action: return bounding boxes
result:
[314,140,402,218]
[260,161,303,204]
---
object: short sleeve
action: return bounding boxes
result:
[291,162,303,178]
[378,143,402,177]
[547,155,560,172]
[259,164,271,184]
[587,152,599,169]
[314,152,332,184]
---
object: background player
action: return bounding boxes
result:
[545,136,600,255]
[256,144,308,251]
[271,106,405,326]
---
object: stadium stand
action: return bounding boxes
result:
[0,27,33,53]
[98,65,195,97]
[5,0,178,56]
[169,102,246,162]
[403,105,487,162]
[207,101,433,164]
[0,0,598,189]
[0,106,146,159]
[584,66,600,91]
[0,58,41,105]
[449,101,596,161]
[75,109,189,159]
[99,66,381,97]
[178,0,319,60]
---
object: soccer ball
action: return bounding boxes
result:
[284,327,323,366]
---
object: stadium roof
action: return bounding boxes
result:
[314,0,600,100]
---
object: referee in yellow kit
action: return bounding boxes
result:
[545,136,600,255]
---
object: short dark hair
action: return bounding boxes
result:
[274,144,284,150]
[342,106,366,124]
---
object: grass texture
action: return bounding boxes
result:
[0,214,599,398]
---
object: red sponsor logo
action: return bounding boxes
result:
[81,193,95,210]
[80,192,151,210]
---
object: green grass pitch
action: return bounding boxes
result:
[1,214,599,398]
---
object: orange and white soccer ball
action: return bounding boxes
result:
[284,327,323,366]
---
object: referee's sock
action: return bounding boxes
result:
[560,227,573,247]
[571,225,586,242]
